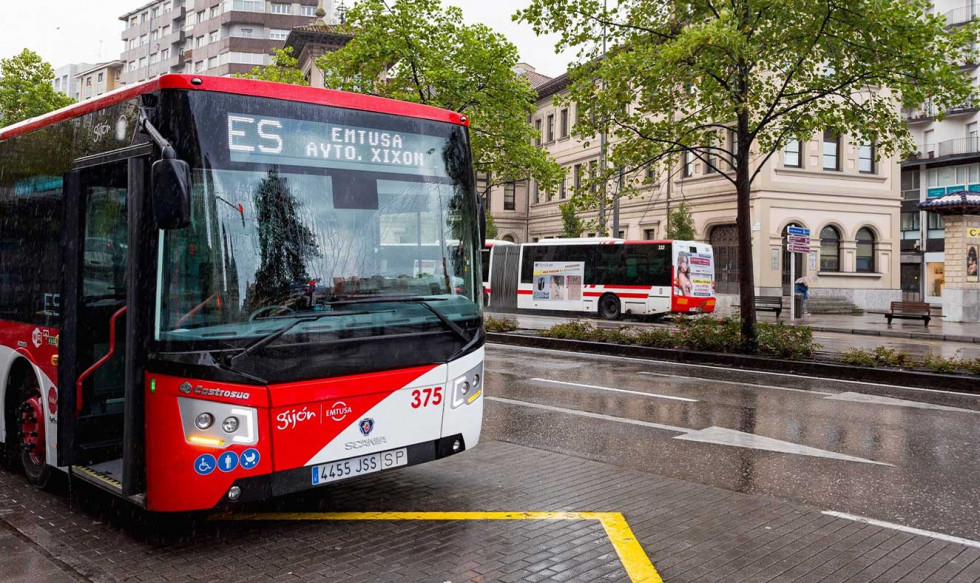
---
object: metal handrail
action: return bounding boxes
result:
[75,306,127,416]
[943,3,980,27]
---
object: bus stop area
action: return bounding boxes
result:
[3,343,980,583]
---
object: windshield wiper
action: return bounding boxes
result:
[325,295,473,346]
[225,310,374,366]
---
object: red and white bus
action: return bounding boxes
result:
[517,239,716,319]
[0,75,485,512]
[481,239,517,306]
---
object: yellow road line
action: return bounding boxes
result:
[217,511,661,583]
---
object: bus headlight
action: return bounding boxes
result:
[195,413,214,430]
[222,416,239,433]
[179,398,258,448]
[450,363,484,409]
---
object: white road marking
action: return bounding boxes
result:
[639,371,834,396]
[822,511,980,550]
[824,392,980,414]
[530,378,699,402]
[487,397,689,433]
[675,427,891,466]
[490,343,980,399]
[488,396,892,465]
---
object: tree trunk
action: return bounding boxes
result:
[736,113,758,352]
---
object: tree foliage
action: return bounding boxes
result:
[560,201,585,238]
[667,201,696,241]
[234,47,308,86]
[318,0,562,196]
[517,0,976,348]
[0,49,74,127]
[485,212,500,240]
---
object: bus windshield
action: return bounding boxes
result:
[155,93,480,349]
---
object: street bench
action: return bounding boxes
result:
[734,296,783,318]
[877,301,932,325]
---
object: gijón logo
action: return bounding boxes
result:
[276,407,318,431]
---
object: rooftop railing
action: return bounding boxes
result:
[943,3,980,27]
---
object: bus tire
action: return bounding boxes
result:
[11,368,51,488]
[598,294,622,320]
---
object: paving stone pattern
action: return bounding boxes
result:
[1,441,979,583]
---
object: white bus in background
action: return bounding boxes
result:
[482,239,518,307]
[517,238,716,320]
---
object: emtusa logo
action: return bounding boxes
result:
[277,407,318,431]
[326,401,353,422]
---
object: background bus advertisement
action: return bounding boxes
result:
[673,248,714,297]
[532,262,584,301]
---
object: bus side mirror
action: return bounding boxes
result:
[479,198,487,247]
[152,158,191,230]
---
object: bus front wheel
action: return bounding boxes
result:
[13,371,51,488]
[598,294,622,321]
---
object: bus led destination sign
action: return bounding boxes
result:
[226,114,450,177]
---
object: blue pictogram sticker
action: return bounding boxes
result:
[217,451,239,472]
[194,454,217,476]
[240,448,260,470]
[312,466,320,485]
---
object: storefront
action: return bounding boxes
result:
[919,192,980,322]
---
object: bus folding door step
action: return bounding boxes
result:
[72,459,124,496]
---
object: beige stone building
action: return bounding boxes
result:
[486,68,902,311]
[75,61,126,101]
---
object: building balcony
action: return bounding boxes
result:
[946,97,979,116]
[902,102,936,124]
[907,136,980,162]
[944,3,980,27]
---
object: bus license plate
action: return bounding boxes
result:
[311,448,408,485]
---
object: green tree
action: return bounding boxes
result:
[485,212,499,239]
[560,201,584,238]
[318,0,562,199]
[0,49,74,127]
[667,201,696,241]
[234,47,308,86]
[518,0,975,349]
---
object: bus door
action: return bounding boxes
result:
[58,149,152,500]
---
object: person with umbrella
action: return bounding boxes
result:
[795,274,817,316]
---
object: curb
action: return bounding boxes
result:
[487,333,980,394]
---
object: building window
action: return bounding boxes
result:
[504,183,515,210]
[819,226,841,272]
[139,57,147,69]
[558,173,566,199]
[196,36,206,47]
[270,28,289,40]
[560,109,569,138]
[140,34,149,46]
[532,181,539,204]
[271,3,291,14]
[589,160,597,192]
[546,114,554,142]
[240,28,254,37]
[927,212,945,230]
[784,139,802,168]
[901,212,920,232]
[823,129,840,171]
[151,29,159,41]
[97,72,104,82]
[162,25,171,36]
[153,6,161,18]
[858,143,875,173]
[209,30,219,43]
[195,60,205,73]
[130,16,138,27]
[163,1,172,12]
[643,228,657,240]
[141,11,149,22]
[129,61,138,72]
[574,164,582,191]
[161,48,170,60]
[197,10,206,23]
[856,227,875,273]
[208,56,217,69]
[683,151,694,177]
[302,5,317,16]
[534,119,541,146]
[211,5,221,18]
[85,76,92,87]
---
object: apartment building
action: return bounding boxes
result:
[900,0,980,307]
[52,63,93,101]
[487,68,902,311]
[75,61,126,101]
[119,0,330,84]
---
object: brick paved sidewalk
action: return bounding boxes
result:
[1,441,979,583]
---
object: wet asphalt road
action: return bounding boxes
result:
[482,343,980,541]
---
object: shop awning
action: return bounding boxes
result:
[918,191,980,215]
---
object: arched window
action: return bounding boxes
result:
[502,234,517,243]
[819,226,841,272]
[856,228,876,273]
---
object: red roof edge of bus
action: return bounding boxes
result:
[0,75,468,141]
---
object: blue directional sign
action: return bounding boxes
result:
[217,451,239,473]
[194,454,217,476]
[240,449,260,470]
[787,226,810,237]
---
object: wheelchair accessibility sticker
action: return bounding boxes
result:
[194,454,217,476]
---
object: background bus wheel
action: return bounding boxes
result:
[16,374,50,488]
[599,294,622,320]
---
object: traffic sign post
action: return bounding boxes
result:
[786,227,811,320]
